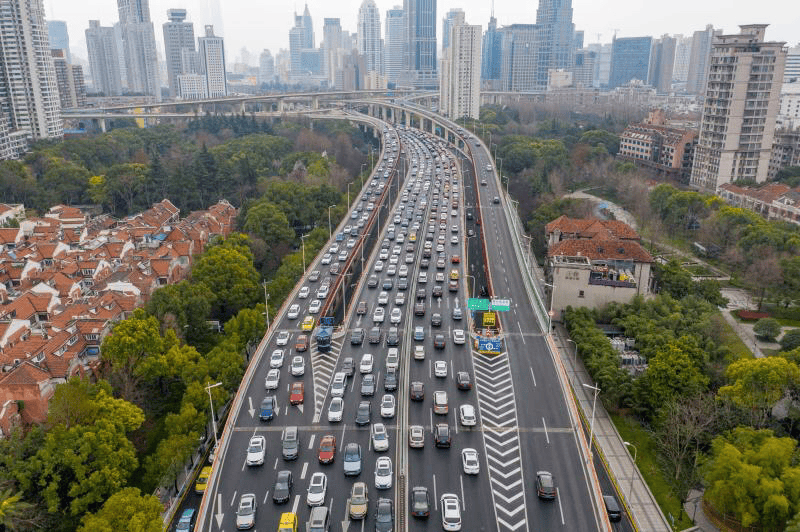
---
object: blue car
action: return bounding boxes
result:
[260,396,277,421]
[175,508,196,531]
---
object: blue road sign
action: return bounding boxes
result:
[477,336,503,354]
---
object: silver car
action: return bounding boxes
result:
[235,493,256,529]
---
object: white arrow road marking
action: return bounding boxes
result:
[215,493,224,528]
[248,397,255,418]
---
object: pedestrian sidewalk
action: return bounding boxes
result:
[552,323,672,532]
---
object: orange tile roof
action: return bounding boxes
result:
[0,228,20,244]
[0,361,51,386]
[719,183,792,203]
[548,238,654,263]
[545,216,640,241]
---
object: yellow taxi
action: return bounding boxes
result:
[301,316,315,331]
[409,232,417,242]
[195,466,211,494]
[450,269,460,280]
[278,512,298,532]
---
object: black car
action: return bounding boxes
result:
[375,498,394,532]
[384,368,398,391]
[434,424,451,448]
[368,326,382,344]
[386,327,400,346]
[382,278,394,290]
[272,470,292,504]
[342,357,355,377]
[430,313,442,327]
[355,401,371,425]
[416,288,426,300]
[259,395,277,421]
[456,372,472,390]
[434,334,446,349]
[432,285,443,298]
[420,258,430,269]
[360,374,376,396]
[410,381,424,401]
[368,275,379,288]
[410,486,430,518]
[414,302,426,316]
[350,328,365,345]
[536,471,556,500]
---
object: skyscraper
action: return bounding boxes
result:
[403,0,437,89]
[441,8,463,51]
[672,35,693,85]
[481,15,502,86]
[301,4,314,49]
[51,48,86,109]
[587,42,612,88]
[498,24,537,92]
[198,25,226,98]
[690,25,787,192]
[440,14,481,120]
[258,49,275,85]
[608,36,653,89]
[358,0,382,75]
[86,20,123,95]
[163,9,196,99]
[685,25,719,95]
[384,7,404,85]
[47,20,69,61]
[323,18,342,85]
[0,0,62,159]
[117,0,161,100]
[784,44,799,83]
[648,35,676,93]
[533,0,575,91]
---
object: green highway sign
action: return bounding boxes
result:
[490,298,511,312]
[467,298,490,311]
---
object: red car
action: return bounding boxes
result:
[318,434,336,464]
[451,255,460,264]
[290,382,304,405]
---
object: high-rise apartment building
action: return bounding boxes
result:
[440,14,481,120]
[533,0,575,91]
[608,36,653,89]
[86,20,123,95]
[402,0,437,89]
[117,0,161,100]
[648,35,676,93]
[690,25,787,192]
[587,42,611,88]
[572,48,596,88]
[384,7,404,85]
[198,25,226,98]
[498,24,537,92]
[51,49,86,109]
[258,49,275,85]
[163,9,196,99]
[672,35,692,84]
[441,8,463,51]
[323,18,342,85]
[481,15,502,86]
[785,45,800,83]
[0,0,62,159]
[685,25,719,95]
[47,20,69,61]
[358,0,382,75]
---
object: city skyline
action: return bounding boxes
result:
[45,0,798,64]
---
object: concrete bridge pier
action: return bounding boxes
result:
[312,96,319,110]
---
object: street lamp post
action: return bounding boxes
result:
[205,381,223,449]
[541,280,555,332]
[623,441,638,502]
[300,233,309,271]
[328,204,337,238]
[566,338,577,371]
[360,163,366,187]
[262,282,270,330]
[583,383,600,460]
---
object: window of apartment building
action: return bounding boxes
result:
[578,290,585,298]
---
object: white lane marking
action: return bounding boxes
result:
[230,490,237,507]
[429,408,433,431]
[273,457,278,469]
[557,488,565,525]
[530,367,537,387]
[308,434,316,450]
[301,462,309,480]
[428,359,432,379]
[460,475,466,509]
[433,475,438,510]
[340,424,347,449]
[292,494,301,514]
[263,490,270,504]
[542,417,550,444]
[518,323,526,344]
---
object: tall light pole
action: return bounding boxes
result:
[205,381,224,449]
[541,280,555,332]
[566,338,577,372]
[623,441,638,502]
[300,233,309,271]
[583,382,600,460]
[328,205,337,238]
[262,282,270,330]
[347,181,353,206]
[360,162,366,187]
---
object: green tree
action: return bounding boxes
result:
[578,129,620,155]
[146,280,213,346]
[0,486,39,531]
[224,307,266,352]
[780,329,800,352]
[654,259,694,299]
[76,488,162,532]
[241,200,294,270]
[719,357,800,427]
[633,342,709,419]
[753,318,782,341]
[192,239,261,321]
[144,432,198,492]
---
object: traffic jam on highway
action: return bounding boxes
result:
[190,118,579,532]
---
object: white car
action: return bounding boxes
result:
[459,404,477,427]
[435,272,445,283]
[385,348,399,370]
[360,354,374,374]
[321,253,332,265]
[390,308,402,324]
[378,291,389,305]
[461,448,480,475]
[398,265,408,277]
[287,304,300,319]
[379,248,389,260]
[453,329,466,345]
[373,307,385,323]
[327,397,343,422]
[387,263,397,274]
[418,272,427,284]
[269,349,285,368]
[371,422,389,452]
[275,330,290,346]
[236,493,257,530]
[374,260,385,272]
[380,394,396,418]
[394,293,405,306]
[309,299,322,314]
[298,286,310,299]
[306,472,327,506]
[434,360,448,378]
[290,356,305,376]
[374,456,393,489]
[265,368,280,390]
[246,435,266,466]
[451,235,459,245]
[414,345,425,360]
[441,493,462,531]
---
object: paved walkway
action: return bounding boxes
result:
[552,323,672,532]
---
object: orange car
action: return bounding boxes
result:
[295,334,309,352]
[290,382,304,405]
[451,255,460,264]
[318,434,336,464]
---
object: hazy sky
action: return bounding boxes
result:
[46,0,799,64]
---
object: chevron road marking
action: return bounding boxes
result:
[310,338,343,423]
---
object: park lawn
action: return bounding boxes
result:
[610,413,691,529]
[711,312,753,360]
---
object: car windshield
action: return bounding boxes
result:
[345,447,358,461]
[413,493,427,508]
[248,441,262,452]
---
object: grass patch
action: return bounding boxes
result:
[711,312,754,360]
[684,264,715,276]
[610,413,691,529]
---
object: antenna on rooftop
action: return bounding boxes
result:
[491,0,495,18]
